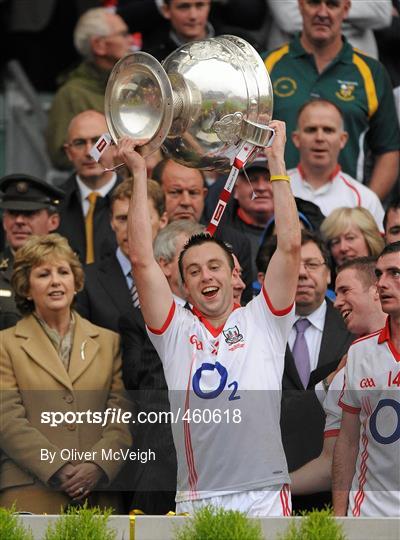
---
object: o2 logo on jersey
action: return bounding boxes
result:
[369,398,400,445]
[192,361,240,401]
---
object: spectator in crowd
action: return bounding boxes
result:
[0,174,63,330]
[206,156,324,279]
[384,196,400,244]
[266,0,392,59]
[264,0,400,200]
[0,234,131,513]
[152,158,254,302]
[46,7,133,169]
[333,242,400,516]
[290,256,386,497]
[57,110,121,264]
[321,207,385,268]
[119,121,301,516]
[142,0,214,61]
[232,254,246,305]
[257,229,353,511]
[290,99,385,229]
[75,178,167,332]
[119,219,203,514]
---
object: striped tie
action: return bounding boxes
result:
[128,271,140,308]
[85,192,100,264]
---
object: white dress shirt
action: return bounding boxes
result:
[76,173,117,216]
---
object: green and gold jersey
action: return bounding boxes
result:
[264,35,400,181]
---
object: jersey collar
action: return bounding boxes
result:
[191,304,241,338]
[291,34,353,65]
[297,163,341,183]
[378,317,400,362]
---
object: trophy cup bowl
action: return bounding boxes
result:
[105,35,273,173]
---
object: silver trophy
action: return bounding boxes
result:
[105,35,274,172]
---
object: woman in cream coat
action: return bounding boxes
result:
[0,234,132,513]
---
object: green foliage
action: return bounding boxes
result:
[174,505,264,540]
[278,508,346,540]
[44,502,116,540]
[0,505,34,540]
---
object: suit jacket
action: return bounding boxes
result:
[75,253,135,332]
[0,312,132,494]
[57,174,122,263]
[119,309,177,508]
[0,248,20,330]
[280,300,354,472]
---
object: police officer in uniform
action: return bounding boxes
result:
[0,174,64,330]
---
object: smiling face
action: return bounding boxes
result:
[329,224,370,266]
[299,0,351,48]
[181,242,234,319]
[296,241,330,315]
[293,101,348,173]
[234,168,274,227]
[334,267,379,335]
[162,0,210,41]
[375,252,400,317]
[28,258,76,320]
[3,209,59,250]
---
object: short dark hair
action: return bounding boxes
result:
[378,241,400,258]
[110,177,165,217]
[178,233,234,282]
[383,196,400,231]
[296,98,345,127]
[336,256,377,289]
[256,230,330,275]
[152,158,206,188]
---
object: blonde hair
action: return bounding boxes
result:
[12,234,84,315]
[320,207,384,259]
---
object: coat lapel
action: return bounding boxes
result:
[17,316,73,390]
[68,313,100,384]
[98,256,133,316]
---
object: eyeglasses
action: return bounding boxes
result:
[300,259,327,271]
[105,29,131,39]
[174,1,210,11]
[67,137,102,150]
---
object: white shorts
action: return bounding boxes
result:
[176,484,291,517]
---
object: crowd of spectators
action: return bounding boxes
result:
[0,0,400,520]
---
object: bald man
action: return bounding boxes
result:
[57,110,121,263]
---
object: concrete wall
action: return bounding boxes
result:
[19,515,400,540]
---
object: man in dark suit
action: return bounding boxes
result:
[0,174,63,330]
[75,178,167,331]
[258,229,354,511]
[57,110,122,264]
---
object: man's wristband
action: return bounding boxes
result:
[270,175,290,182]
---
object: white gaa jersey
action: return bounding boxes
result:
[339,319,400,517]
[289,165,384,231]
[147,286,294,506]
[324,367,345,438]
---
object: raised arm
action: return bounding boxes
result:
[263,120,301,310]
[118,138,173,330]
